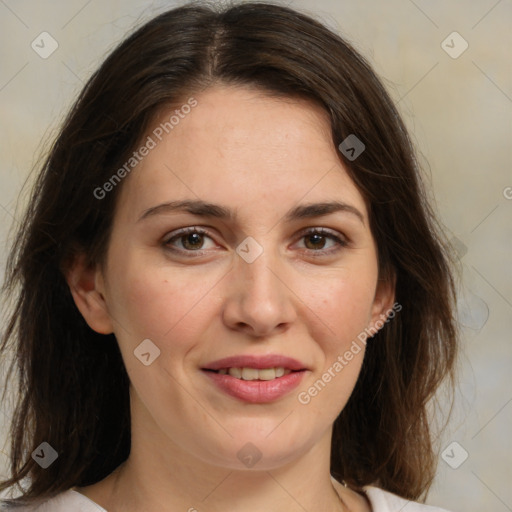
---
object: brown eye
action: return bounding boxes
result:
[297,228,348,255]
[181,232,205,250]
[164,227,216,253]
[304,233,328,250]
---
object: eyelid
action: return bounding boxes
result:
[296,226,348,242]
[163,226,211,242]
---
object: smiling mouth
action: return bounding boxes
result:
[203,367,302,381]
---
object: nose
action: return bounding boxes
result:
[222,246,297,338]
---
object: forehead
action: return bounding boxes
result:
[115,86,367,224]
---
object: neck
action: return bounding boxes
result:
[105,437,348,511]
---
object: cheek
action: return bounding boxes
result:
[297,274,375,415]
[105,250,222,348]
[301,266,378,350]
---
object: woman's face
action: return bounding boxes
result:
[80,85,393,470]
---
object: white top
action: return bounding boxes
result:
[1,486,452,511]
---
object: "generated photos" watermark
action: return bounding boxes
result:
[93,97,198,200]
[298,301,402,404]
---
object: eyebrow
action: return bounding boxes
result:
[137,199,364,224]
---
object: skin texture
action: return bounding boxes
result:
[68,85,394,512]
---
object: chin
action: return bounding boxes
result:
[195,428,315,471]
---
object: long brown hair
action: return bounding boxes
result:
[0,1,458,506]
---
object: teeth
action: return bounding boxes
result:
[255,368,277,381]
[228,367,241,378]
[217,367,292,380]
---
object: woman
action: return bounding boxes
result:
[0,2,458,511]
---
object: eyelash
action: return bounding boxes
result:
[163,227,348,257]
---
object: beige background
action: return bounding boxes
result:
[0,0,511,510]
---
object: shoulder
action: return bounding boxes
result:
[0,489,107,512]
[363,486,453,512]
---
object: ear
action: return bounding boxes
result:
[368,271,397,335]
[64,252,114,335]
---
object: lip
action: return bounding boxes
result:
[202,354,308,371]
[202,369,306,403]
[201,354,308,404]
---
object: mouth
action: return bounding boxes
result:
[202,354,308,373]
[200,355,308,403]
[202,366,300,381]
[201,368,306,403]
